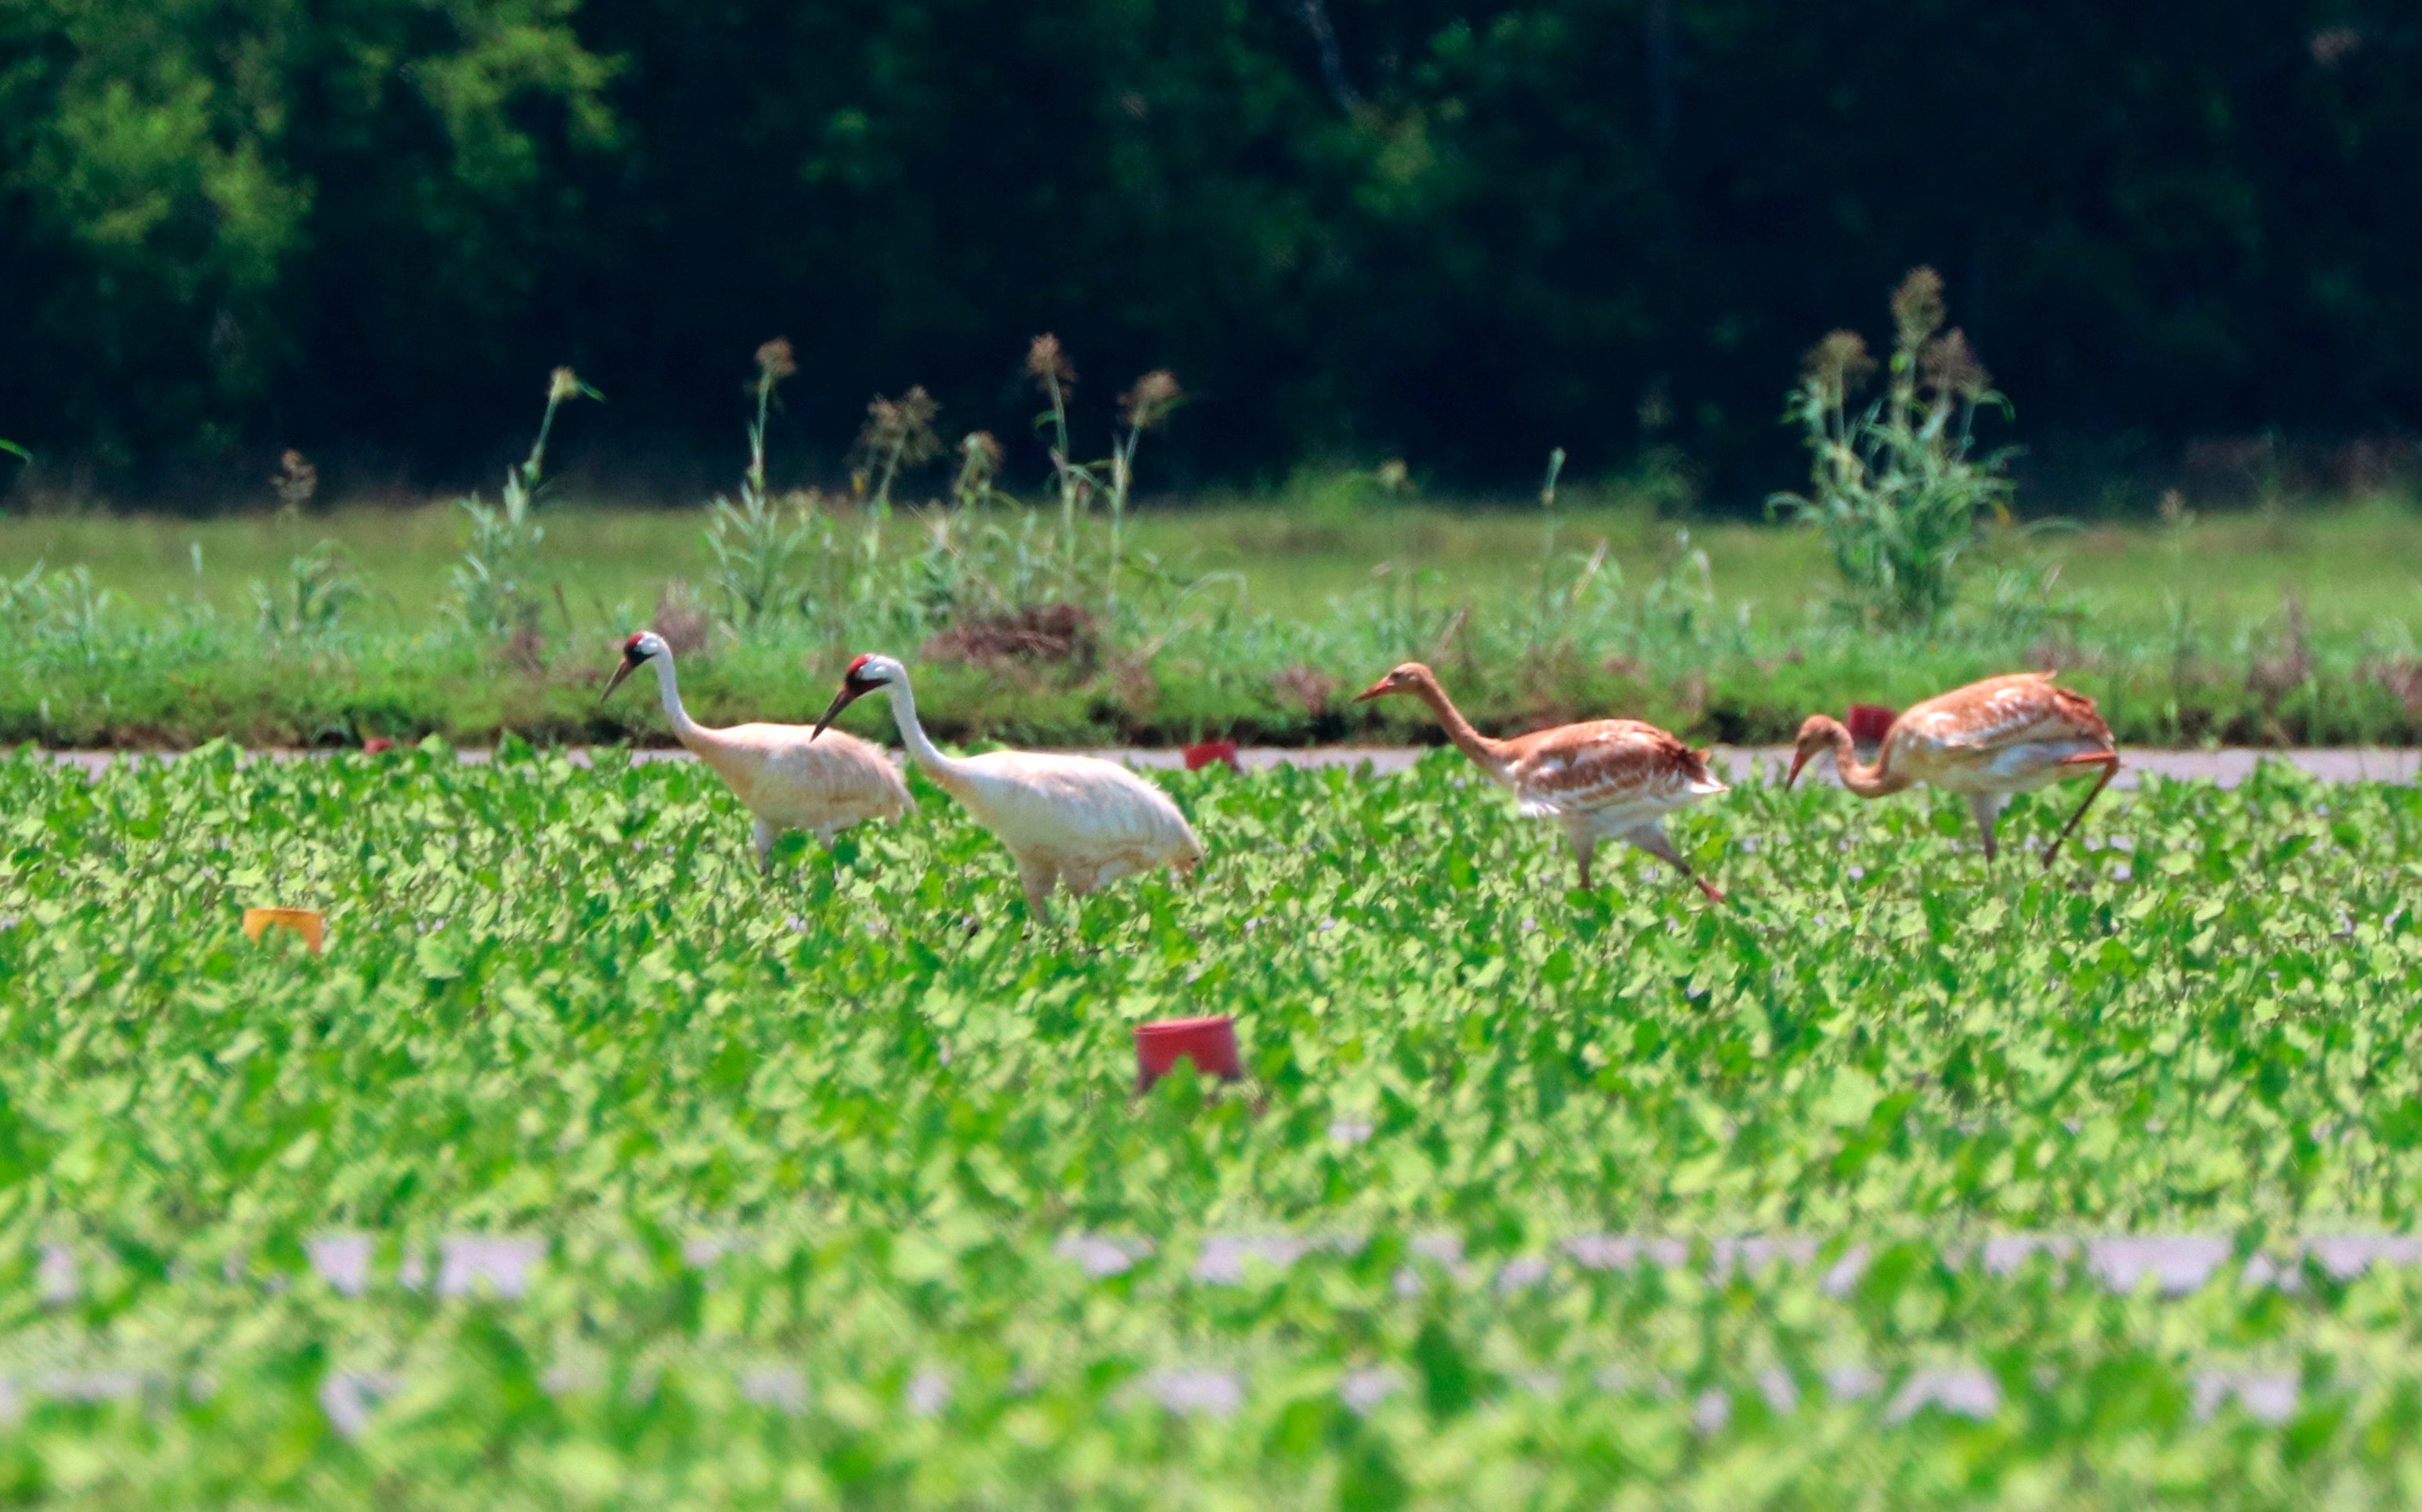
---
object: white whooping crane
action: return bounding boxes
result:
[812,653,1203,918]
[602,631,909,870]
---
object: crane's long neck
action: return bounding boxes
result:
[1409,676,1513,783]
[648,653,710,749]
[1825,720,1908,797]
[876,675,969,783]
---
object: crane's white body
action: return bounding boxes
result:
[826,655,1202,918]
[621,635,908,869]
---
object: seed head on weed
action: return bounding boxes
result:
[1121,370,1183,432]
[1803,331,1875,400]
[1920,330,1991,403]
[859,388,944,514]
[953,431,1004,510]
[1027,334,1077,391]
[1890,266,1947,350]
[547,366,597,406]
[272,449,319,512]
[755,338,797,384]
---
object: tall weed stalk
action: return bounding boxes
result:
[450,366,597,641]
[706,341,823,633]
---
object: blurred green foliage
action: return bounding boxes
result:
[0,0,2416,495]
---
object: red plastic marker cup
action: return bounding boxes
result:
[1846,703,1897,750]
[1182,738,1241,773]
[1135,1016,1243,1092]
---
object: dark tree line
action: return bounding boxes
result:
[1,0,2413,505]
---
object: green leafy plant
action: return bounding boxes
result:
[251,542,363,640]
[1,561,116,662]
[706,493,821,636]
[4,745,2422,1499]
[0,558,49,626]
[1770,267,2016,629]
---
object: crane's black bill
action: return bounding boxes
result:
[810,682,867,741]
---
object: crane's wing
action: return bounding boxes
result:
[724,724,911,820]
[1893,674,2110,761]
[1510,721,1724,819]
[953,752,1202,859]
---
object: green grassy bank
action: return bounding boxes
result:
[2,495,2417,748]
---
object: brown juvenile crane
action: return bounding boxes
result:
[1355,662,1731,902]
[1786,670,2119,866]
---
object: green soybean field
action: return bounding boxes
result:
[5,745,2422,1509]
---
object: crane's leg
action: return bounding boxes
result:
[2043,752,2120,869]
[1016,857,1059,924]
[752,818,778,875]
[1968,794,2005,863]
[1626,823,1726,904]
[1568,829,1597,891]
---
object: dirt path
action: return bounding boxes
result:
[39,747,2422,788]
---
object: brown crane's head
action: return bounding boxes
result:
[599,630,669,703]
[1352,662,1438,704]
[1785,713,1850,789]
[812,653,905,740]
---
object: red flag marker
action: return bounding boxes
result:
[1845,704,1897,749]
[1182,738,1241,773]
